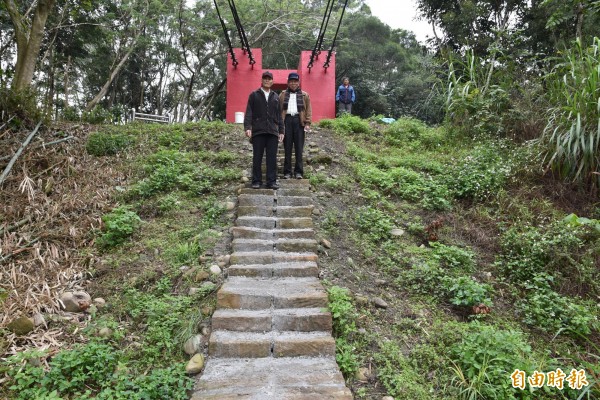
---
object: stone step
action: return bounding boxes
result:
[232,227,314,240]
[192,357,352,400]
[238,194,275,207]
[278,179,310,188]
[209,331,336,358]
[229,251,318,265]
[277,196,313,207]
[232,239,318,253]
[240,187,276,195]
[277,188,312,197]
[227,261,319,278]
[235,216,313,229]
[217,277,327,310]
[237,205,275,217]
[211,308,332,332]
[277,206,313,218]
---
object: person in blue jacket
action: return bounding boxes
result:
[335,77,355,115]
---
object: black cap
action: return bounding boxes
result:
[262,71,273,79]
[288,72,300,81]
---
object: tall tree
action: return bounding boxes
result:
[4,0,56,91]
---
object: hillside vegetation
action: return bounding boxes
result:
[1,115,598,399]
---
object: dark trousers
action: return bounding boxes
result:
[284,115,305,176]
[252,133,278,186]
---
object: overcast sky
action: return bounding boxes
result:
[364,0,433,43]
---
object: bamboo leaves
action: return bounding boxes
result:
[540,37,600,188]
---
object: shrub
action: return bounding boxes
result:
[384,117,429,142]
[355,206,393,242]
[373,341,432,399]
[496,220,599,294]
[86,132,132,156]
[444,276,493,308]
[327,286,357,338]
[318,114,372,135]
[517,276,599,336]
[82,106,113,124]
[430,242,475,272]
[0,87,45,128]
[450,322,536,400]
[97,206,141,249]
[447,143,512,201]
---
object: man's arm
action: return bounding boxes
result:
[244,92,254,137]
[303,92,312,130]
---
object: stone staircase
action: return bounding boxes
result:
[191,179,353,399]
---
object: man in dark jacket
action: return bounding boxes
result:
[335,77,355,115]
[279,72,312,179]
[244,71,284,189]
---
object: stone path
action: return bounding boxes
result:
[191,179,353,399]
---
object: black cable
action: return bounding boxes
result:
[213,0,238,66]
[324,0,348,69]
[308,0,334,69]
[227,0,255,65]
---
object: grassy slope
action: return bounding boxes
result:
[1,117,599,399]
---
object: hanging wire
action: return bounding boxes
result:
[324,0,349,69]
[213,0,238,66]
[227,0,255,65]
[308,0,334,69]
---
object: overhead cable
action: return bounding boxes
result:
[213,0,238,66]
[324,0,349,69]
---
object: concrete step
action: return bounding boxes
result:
[209,331,335,357]
[238,205,275,217]
[235,216,313,229]
[232,227,314,240]
[277,196,312,207]
[239,194,275,207]
[277,205,313,218]
[277,188,312,196]
[229,251,318,265]
[192,357,353,400]
[227,261,319,278]
[217,277,328,310]
[232,239,318,253]
[211,308,332,332]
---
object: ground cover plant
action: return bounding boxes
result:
[310,114,599,399]
[1,114,598,399]
[0,121,245,399]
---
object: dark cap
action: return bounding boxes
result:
[262,71,273,79]
[288,72,300,81]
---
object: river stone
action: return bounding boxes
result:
[320,238,332,249]
[7,316,34,335]
[382,397,395,400]
[372,297,389,309]
[391,228,405,236]
[209,265,221,275]
[195,270,210,282]
[60,291,91,312]
[184,334,204,355]
[32,313,46,327]
[93,298,106,308]
[186,354,205,374]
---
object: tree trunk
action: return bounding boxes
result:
[85,40,137,112]
[575,2,584,42]
[4,0,56,91]
[45,46,55,118]
[64,56,71,106]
